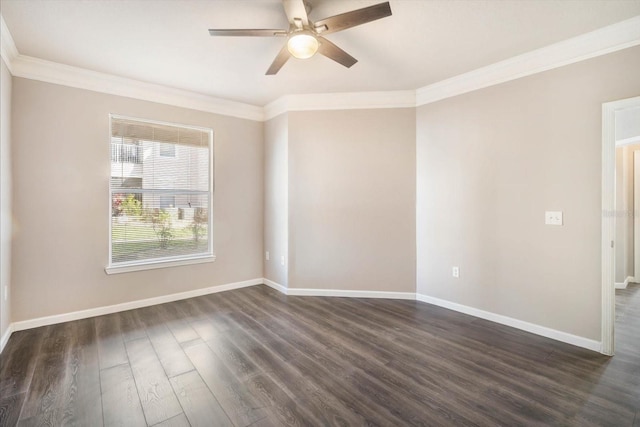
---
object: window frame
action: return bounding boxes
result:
[105,114,215,275]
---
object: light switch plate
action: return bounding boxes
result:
[545,211,563,225]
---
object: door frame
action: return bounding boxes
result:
[601,95,640,356]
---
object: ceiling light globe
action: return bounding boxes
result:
[287,33,319,59]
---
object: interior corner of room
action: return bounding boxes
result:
[2,2,640,425]
[0,4,639,360]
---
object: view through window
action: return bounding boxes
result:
[109,116,213,268]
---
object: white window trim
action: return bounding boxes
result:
[106,114,215,274]
[105,254,217,275]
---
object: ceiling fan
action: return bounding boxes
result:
[208,0,392,75]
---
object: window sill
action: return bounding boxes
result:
[105,254,216,275]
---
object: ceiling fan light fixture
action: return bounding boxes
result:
[208,0,393,74]
[287,32,319,59]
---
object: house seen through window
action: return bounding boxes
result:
[109,116,213,269]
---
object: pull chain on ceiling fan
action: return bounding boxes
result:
[208,0,392,75]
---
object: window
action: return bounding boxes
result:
[111,139,142,163]
[159,196,175,209]
[107,115,213,273]
[159,143,176,157]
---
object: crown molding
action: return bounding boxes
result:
[0,15,18,73]
[9,55,264,121]
[416,15,640,106]
[263,90,416,120]
[616,135,640,146]
[2,12,640,120]
[0,13,263,121]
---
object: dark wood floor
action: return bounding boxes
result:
[1,284,639,426]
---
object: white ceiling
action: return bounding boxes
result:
[1,0,639,106]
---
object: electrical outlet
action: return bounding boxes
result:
[265,251,270,261]
[452,266,460,278]
[545,211,563,225]
[281,255,285,266]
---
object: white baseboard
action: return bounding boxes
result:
[2,277,603,356]
[286,288,416,299]
[0,324,13,354]
[615,276,635,289]
[11,278,263,332]
[263,278,288,294]
[415,293,601,352]
[262,279,415,300]
[267,284,600,352]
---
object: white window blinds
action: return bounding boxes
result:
[109,116,213,267]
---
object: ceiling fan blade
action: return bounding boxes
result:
[282,0,309,26]
[266,44,291,75]
[209,29,288,37]
[317,37,357,68]
[314,2,392,35]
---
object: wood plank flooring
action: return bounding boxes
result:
[1,284,639,426]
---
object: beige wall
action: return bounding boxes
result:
[417,45,640,341]
[614,143,640,284]
[0,58,12,339]
[288,109,416,292]
[264,114,288,287]
[626,148,634,280]
[5,42,639,347]
[615,146,628,283]
[11,78,264,322]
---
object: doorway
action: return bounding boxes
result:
[602,96,640,356]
